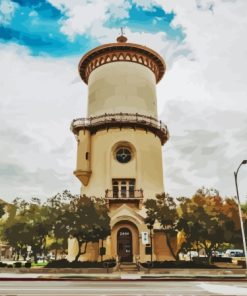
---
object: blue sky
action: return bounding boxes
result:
[0,0,247,202]
[0,0,184,57]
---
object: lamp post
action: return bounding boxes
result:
[234,160,247,269]
[147,224,153,264]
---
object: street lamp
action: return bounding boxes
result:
[147,224,154,265]
[234,160,247,269]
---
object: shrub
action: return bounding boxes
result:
[192,257,208,263]
[140,261,219,269]
[13,262,22,268]
[24,262,32,268]
[45,259,116,268]
[0,262,7,268]
[211,257,232,263]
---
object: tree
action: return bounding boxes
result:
[177,188,242,262]
[45,191,72,259]
[4,223,29,260]
[145,193,179,260]
[0,203,5,219]
[0,191,111,262]
[2,197,51,262]
[63,194,111,261]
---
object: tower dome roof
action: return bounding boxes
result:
[78,35,166,84]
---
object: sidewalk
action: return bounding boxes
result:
[0,268,246,281]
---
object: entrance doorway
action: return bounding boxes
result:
[117,227,133,262]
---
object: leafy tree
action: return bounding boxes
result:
[0,203,5,219]
[66,195,111,261]
[3,222,32,260]
[145,193,179,260]
[1,191,111,262]
[2,197,50,261]
[45,191,72,259]
[177,188,242,262]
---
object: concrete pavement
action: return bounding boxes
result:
[1,280,247,295]
[0,268,246,281]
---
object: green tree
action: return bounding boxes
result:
[177,188,242,262]
[145,193,179,260]
[66,195,111,261]
[2,197,50,262]
[45,191,71,259]
[3,222,32,260]
[0,203,5,219]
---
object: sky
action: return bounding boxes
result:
[0,0,246,203]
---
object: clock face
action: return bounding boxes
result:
[116,147,131,163]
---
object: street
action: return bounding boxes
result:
[0,280,247,296]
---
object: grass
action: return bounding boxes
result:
[31,262,47,267]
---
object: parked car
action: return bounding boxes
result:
[184,251,199,261]
[224,249,244,257]
[212,250,223,257]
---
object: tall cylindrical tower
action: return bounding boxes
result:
[71,35,168,200]
[70,36,171,262]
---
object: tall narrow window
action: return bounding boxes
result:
[129,180,135,198]
[121,180,127,198]
[112,179,136,198]
[113,180,119,198]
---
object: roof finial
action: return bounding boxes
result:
[117,27,127,43]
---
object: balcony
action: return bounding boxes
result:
[71,113,169,145]
[105,189,143,207]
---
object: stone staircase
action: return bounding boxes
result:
[119,262,140,273]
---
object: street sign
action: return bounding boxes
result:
[141,231,149,244]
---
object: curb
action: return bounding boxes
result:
[0,274,246,281]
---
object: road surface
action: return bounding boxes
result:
[0,280,247,295]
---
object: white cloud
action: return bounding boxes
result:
[0,43,83,201]
[156,0,247,199]
[0,0,18,24]
[29,11,38,17]
[49,0,131,40]
[132,0,158,10]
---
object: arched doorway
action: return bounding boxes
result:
[117,227,133,262]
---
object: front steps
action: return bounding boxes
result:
[119,262,140,273]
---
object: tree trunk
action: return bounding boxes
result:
[165,233,176,260]
[55,238,58,260]
[34,252,38,264]
[175,246,183,261]
[75,240,88,262]
[203,243,213,264]
[101,239,103,262]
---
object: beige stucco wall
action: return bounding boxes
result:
[80,128,164,200]
[76,130,91,172]
[87,62,158,118]
[154,232,177,261]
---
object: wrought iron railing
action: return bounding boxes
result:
[71,112,167,131]
[71,112,169,144]
[105,189,143,199]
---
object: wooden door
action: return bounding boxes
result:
[117,228,133,262]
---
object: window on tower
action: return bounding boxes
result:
[112,179,136,198]
[116,147,132,163]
